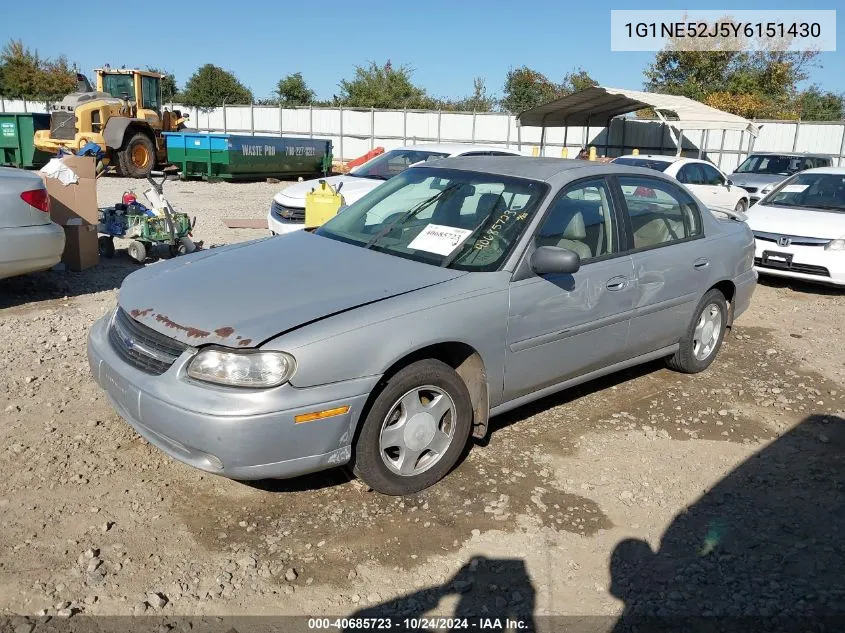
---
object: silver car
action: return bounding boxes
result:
[730,152,832,205]
[87,158,757,495]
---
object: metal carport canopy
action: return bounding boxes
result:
[517,86,759,136]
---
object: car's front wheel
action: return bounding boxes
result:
[666,288,728,374]
[352,359,473,495]
[735,198,748,213]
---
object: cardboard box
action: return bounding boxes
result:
[39,155,99,226]
[61,221,99,272]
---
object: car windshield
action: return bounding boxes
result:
[350,149,450,180]
[612,157,672,172]
[315,167,548,271]
[735,155,816,176]
[762,172,845,212]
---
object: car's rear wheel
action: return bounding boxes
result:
[666,288,728,374]
[352,359,473,495]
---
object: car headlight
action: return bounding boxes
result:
[760,185,774,195]
[187,347,296,388]
[825,238,845,251]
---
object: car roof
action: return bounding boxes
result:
[746,151,830,158]
[795,166,845,175]
[616,154,677,163]
[396,143,522,156]
[417,156,666,182]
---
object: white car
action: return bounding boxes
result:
[0,167,65,281]
[613,154,751,213]
[267,144,524,235]
[746,167,845,287]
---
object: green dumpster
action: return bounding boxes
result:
[0,113,52,169]
[163,132,332,181]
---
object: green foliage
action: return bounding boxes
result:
[337,61,434,109]
[500,66,597,113]
[796,87,844,121]
[0,39,77,100]
[643,17,823,119]
[276,72,315,106]
[146,67,179,102]
[180,64,253,108]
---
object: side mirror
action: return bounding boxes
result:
[530,246,581,275]
[336,181,344,194]
[725,178,733,187]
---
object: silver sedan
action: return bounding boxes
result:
[88,157,757,495]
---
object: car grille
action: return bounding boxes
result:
[271,200,305,222]
[754,258,831,277]
[108,308,188,375]
[742,186,758,193]
[753,232,831,247]
[50,111,77,140]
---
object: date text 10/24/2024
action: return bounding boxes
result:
[308,617,531,630]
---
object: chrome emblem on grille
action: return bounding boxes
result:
[778,236,791,247]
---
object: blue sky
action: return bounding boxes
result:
[2,1,842,101]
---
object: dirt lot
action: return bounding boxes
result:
[1,177,843,626]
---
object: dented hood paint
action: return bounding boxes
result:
[118,232,466,347]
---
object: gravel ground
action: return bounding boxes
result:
[1,176,843,627]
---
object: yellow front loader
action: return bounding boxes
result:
[34,68,188,178]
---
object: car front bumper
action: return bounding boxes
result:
[267,208,305,236]
[753,239,845,287]
[87,313,379,480]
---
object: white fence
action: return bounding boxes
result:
[4,96,845,172]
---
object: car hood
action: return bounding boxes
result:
[747,203,845,239]
[729,173,786,190]
[117,233,466,347]
[273,174,381,207]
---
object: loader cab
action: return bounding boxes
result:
[95,69,162,115]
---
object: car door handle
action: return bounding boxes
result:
[693,258,710,270]
[606,277,628,291]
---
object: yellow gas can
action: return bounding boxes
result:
[304,180,345,228]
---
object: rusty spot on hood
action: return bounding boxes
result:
[130,308,154,318]
[238,338,252,347]
[154,314,210,339]
[215,326,235,338]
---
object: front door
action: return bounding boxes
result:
[504,177,635,401]
[616,175,712,357]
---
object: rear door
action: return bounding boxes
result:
[615,175,711,357]
[504,177,635,400]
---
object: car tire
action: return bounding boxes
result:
[735,199,747,213]
[666,288,728,374]
[352,359,473,496]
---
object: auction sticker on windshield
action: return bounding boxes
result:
[781,184,809,193]
[408,224,473,255]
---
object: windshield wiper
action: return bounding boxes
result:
[363,183,463,250]
[440,194,506,268]
[358,174,389,180]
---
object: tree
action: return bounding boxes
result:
[146,67,178,102]
[337,60,433,109]
[796,87,844,121]
[643,16,821,119]
[0,39,76,100]
[561,67,598,95]
[449,77,497,112]
[276,72,315,106]
[500,66,598,114]
[500,66,560,114]
[179,64,253,108]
